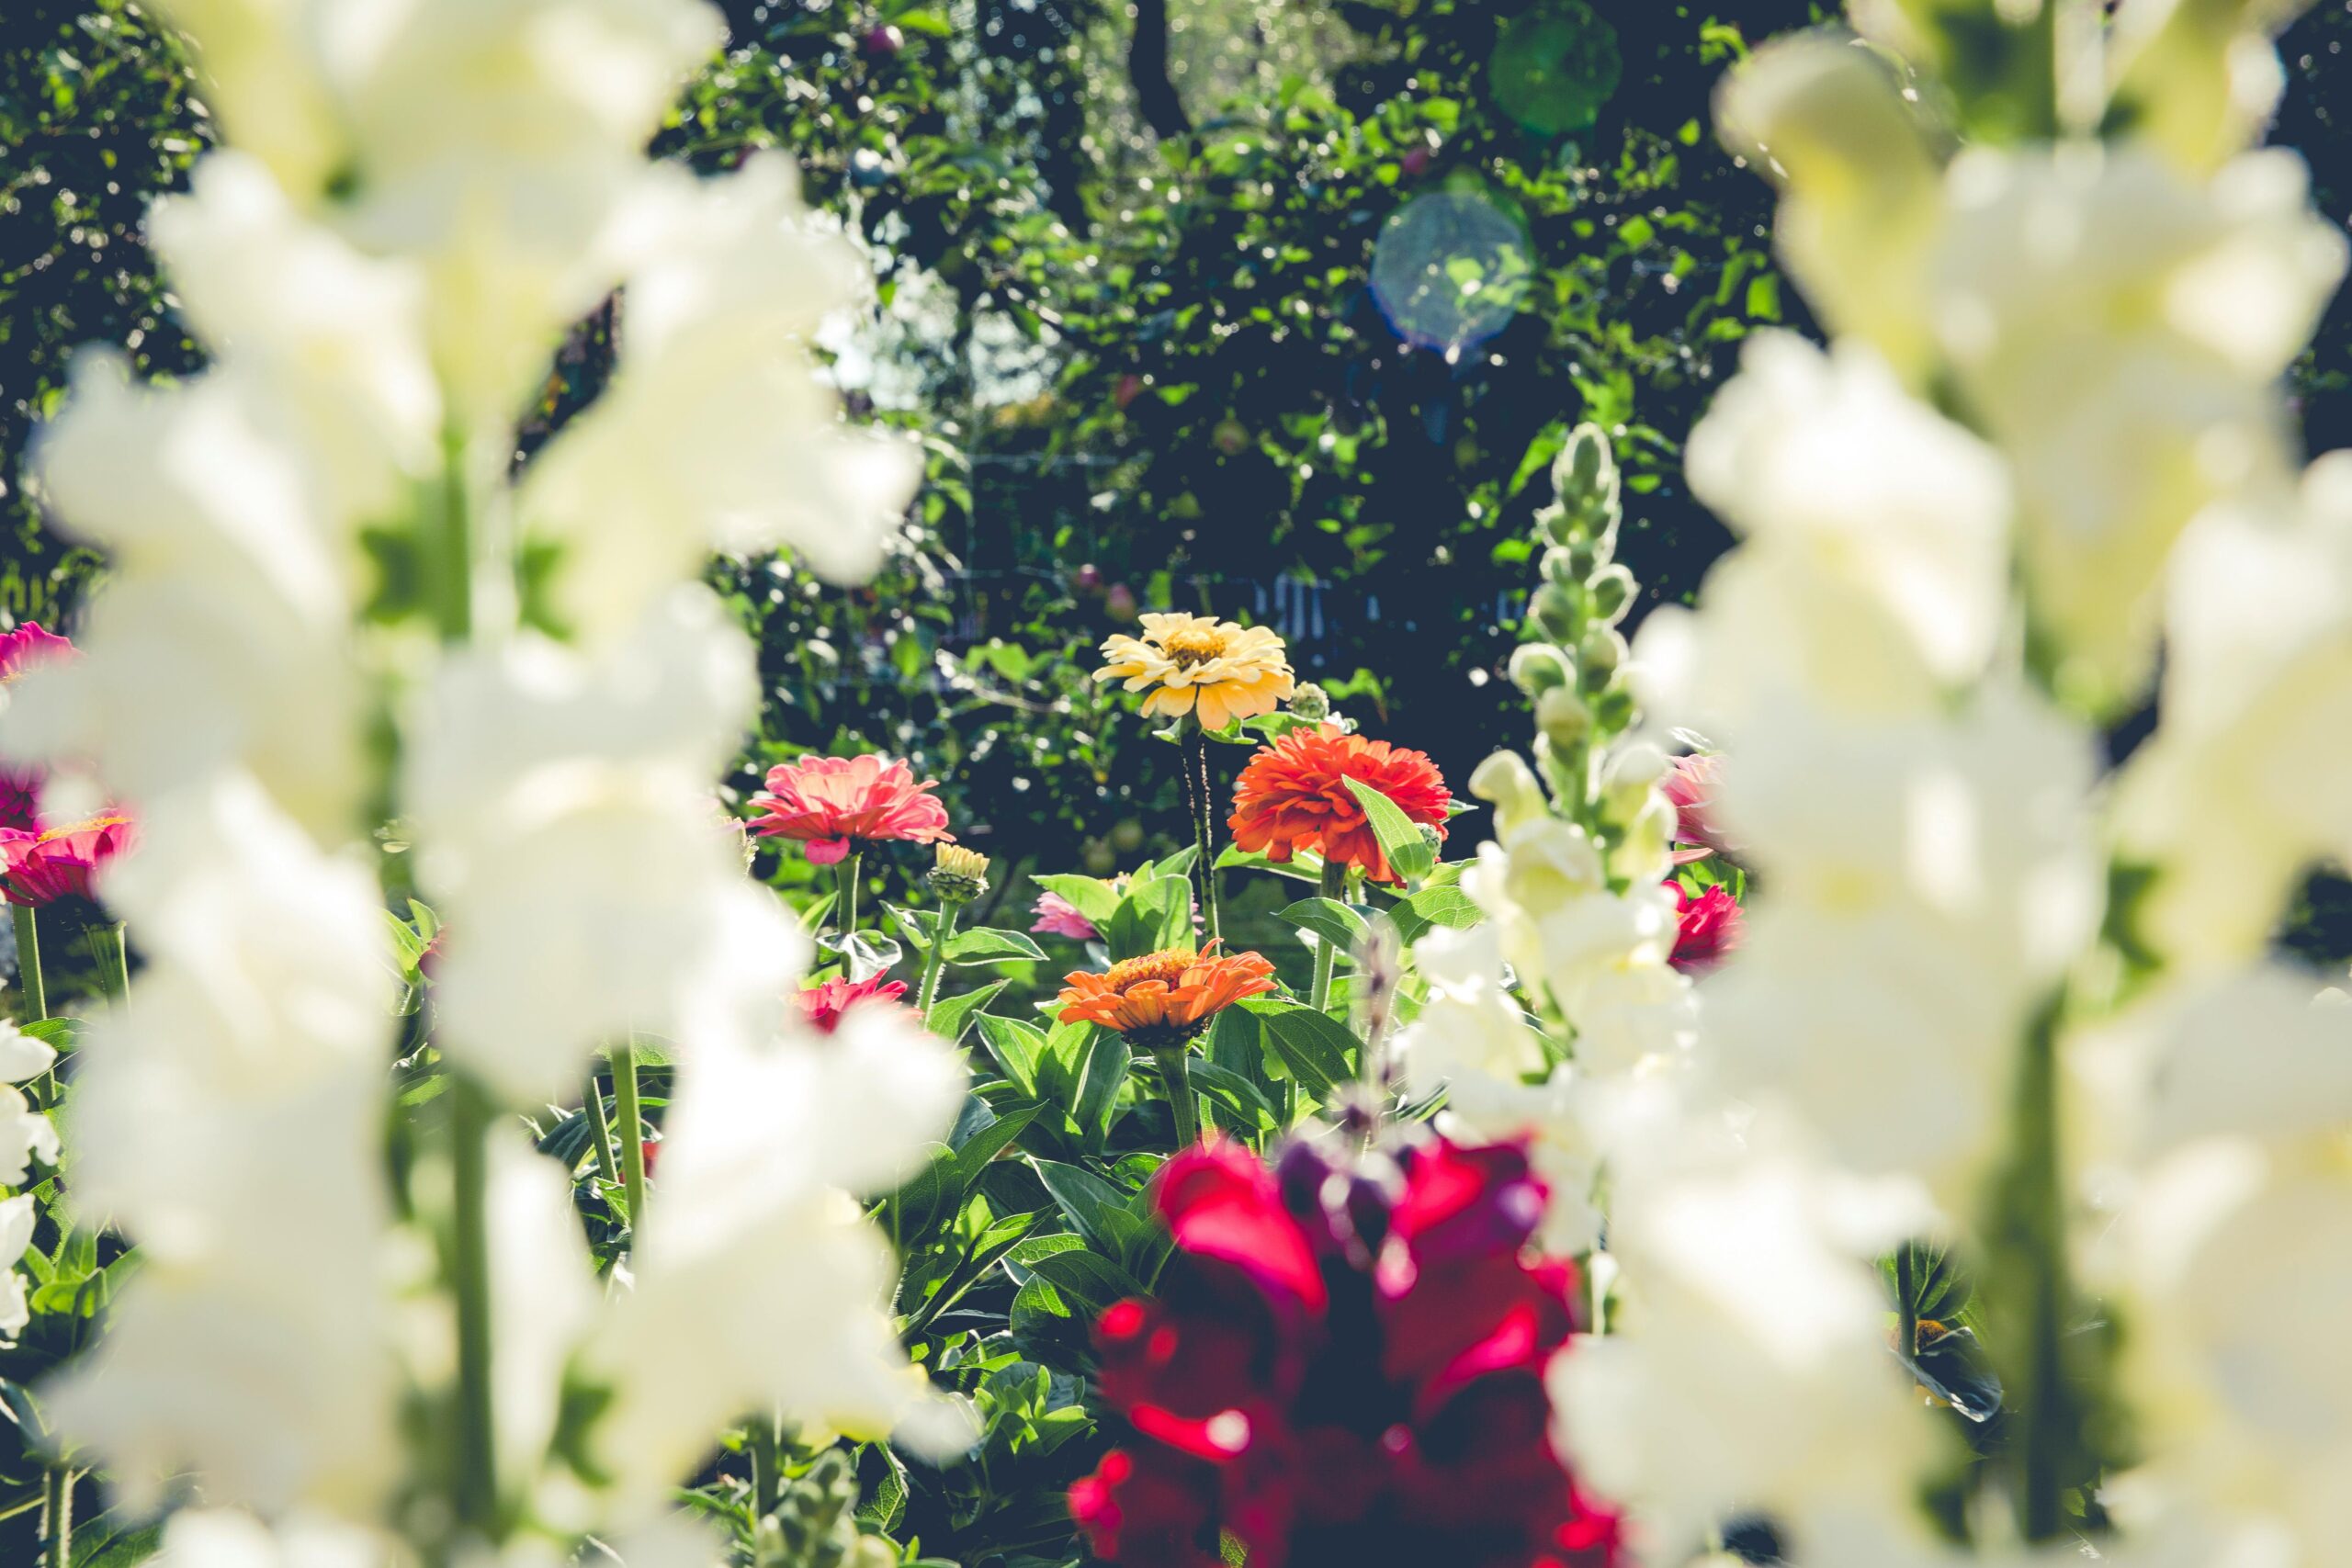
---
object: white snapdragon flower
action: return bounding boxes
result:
[0,1020,59,1190]
[520,157,922,637]
[1552,1149,1935,1563]
[2113,454,2352,971]
[1683,331,2012,690]
[583,1001,969,1517]
[0,1194,39,1339]
[149,1507,398,1568]
[403,589,797,1102]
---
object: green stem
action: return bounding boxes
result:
[40,1463,72,1568]
[751,1413,780,1520]
[1895,1244,1919,1364]
[613,1040,650,1231]
[429,426,475,645]
[12,904,45,1022]
[1308,860,1346,1014]
[918,905,959,1023]
[1156,1042,1201,1150]
[584,1070,620,1192]
[1185,728,1222,944]
[98,921,128,1005]
[835,851,863,942]
[1988,996,2075,1540]
[448,1073,498,1540]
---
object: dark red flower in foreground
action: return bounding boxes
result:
[1668,882,1743,975]
[0,813,134,908]
[1227,730,1450,886]
[1069,1135,1623,1568]
[793,974,910,1033]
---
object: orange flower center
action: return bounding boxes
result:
[1161,627,1228,669]
[1101,948,1196,994]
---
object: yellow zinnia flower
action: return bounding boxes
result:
[1092,612,1296,730]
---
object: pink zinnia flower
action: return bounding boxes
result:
[794,975,911,1034]
[0,623,74,832]
[1659,752,1735,863]
[1668,882,1742,975]
[0,813,135,908]
[747,755,954,866]
[1031,890,1102,942]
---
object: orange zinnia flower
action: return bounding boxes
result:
[1227,729,1449,885]
[1057,945,1278,1050]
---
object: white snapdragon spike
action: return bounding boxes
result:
[151,0,726,434]
[149,1507,399,1568]
[2113,453,2352,972]
[1552,1143,1936,1563]
[0,1021,59,1189]
[1396,925,1609,1254]
[51,779,403,1516]
[582,1001,970,1517]
[485,1135,600,1525]
[520,156,923,637]
[0,1194,39,1339]
[2102,0,2311,175]
[6,359,373,836]
[402,588,797,1102]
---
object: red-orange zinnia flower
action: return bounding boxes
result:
[746,755,954,865]
[1057,945,1277,1048]
[1227,729,1450,885]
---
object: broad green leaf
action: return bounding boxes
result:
[1030,874,1121,926]
[1276,897,1370,954]
[1028,1158,1136,1257]
[1341,775,1435,886]
[975,1015,1046,1096]
[1026,1247,1148,1314]
[1102,874,1191,961]
[926,979,1009,1043]
[1248,999,1357,1101]
[1214,843,1323,884]
[1074,1032,1131,1144]
[944,926,1049,964]
[1189,1060,1279,1131]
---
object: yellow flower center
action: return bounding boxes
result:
[1161,626,1230,670]
[1101,948,1197,994]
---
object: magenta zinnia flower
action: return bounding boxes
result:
[793,975,911,1034]
[1668,881,1742,975]
[0,623,74,832]
[747,755,954,866]
[0,813,135,908]
[1030,890,1102,942]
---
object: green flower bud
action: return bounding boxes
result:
[1536,685,1591,750]
[1286,682,1331,723]
[1532,582,1585,644]
[1588,562,1636,626]
[1551,422,1620,518]
[1578,626,1627,684]
[1508,643,1572,695]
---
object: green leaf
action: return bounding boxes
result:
[1031,874,1120,927]
[944,927,1049,965]
[1102,874,1191,961]
[1341,775,1435,886]
[1074,1032,1131,1143]
[1248,999,1357,1101]
[1189,1061,1279,1131]
[926,979,1008,1043]
[17,1019,78,1054]
[1214,843,1323,884]
[1028,1158,1138,1257]
[975,1015,1046,1097]
[1025,1247,1148,1314]
[1276,897,1370,954]
[1388,884,1483,946]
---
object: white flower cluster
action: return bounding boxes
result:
[2,0,958,1560]
[1411,5,2352,1565]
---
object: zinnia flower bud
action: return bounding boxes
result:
[1285,682,1330,723]
[926,842,990,905]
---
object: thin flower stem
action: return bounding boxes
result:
[12,904,45,1022]
[40,1463,72,1568]
[918,905,959,1023]
[1987,995,2076,1540]
[584,1070,621,1192]
[750,1413,780,1521]
[1308,860,1346,1015]
[1185,728,1223,943]
[448,1071,498,1540]
[613,1040,650,1232]
[1895,1245,1919,1366]
[1155,1042,1201,1151]
[835,851,862,941]
[101,921,129,1006]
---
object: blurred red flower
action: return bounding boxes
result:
[1227,730,1450,886]
[0,813,135,908]
[793,974,911,1034]
[1069,1135,1623,1568]
[0,623,74,832]
[1668,882,1743,975]
[747,755,954,866]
